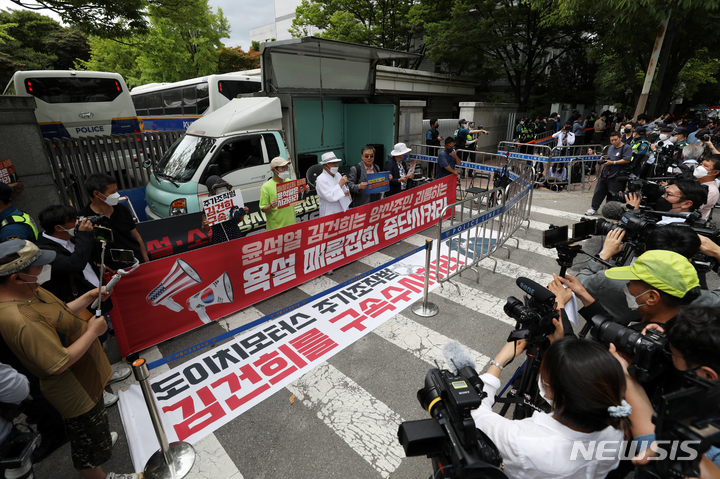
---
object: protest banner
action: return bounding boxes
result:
[367,172,390,194]
[277,179,306,208]
[111,176,456,357]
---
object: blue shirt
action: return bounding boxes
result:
[687,130,701,145]
[0,206,36,242]
[436,149,457,179]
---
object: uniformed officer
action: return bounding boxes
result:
[0,182,37,243]
[630,125,651,177]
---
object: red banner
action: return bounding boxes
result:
[111,177,455,356]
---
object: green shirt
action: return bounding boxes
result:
[260,177,297,231]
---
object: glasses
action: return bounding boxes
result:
[275,166,289,171]
[363,154,375,158]
[663,344,701,372]
[662,191,685,200]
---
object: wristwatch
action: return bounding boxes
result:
[490,359,505,371]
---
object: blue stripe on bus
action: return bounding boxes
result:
[138,116,201,132]
[39,123,71,140]
[111,117,141,135]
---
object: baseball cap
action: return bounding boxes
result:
[0,183,12,203]
[604,250,699,297]
[0,240,55,276]
[458,119,467,125]
[270,157,289,168]
[634,126,646,134]
[673,127,688,136]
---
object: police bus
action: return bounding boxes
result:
[3,70,140,140]
[130,72,262,132]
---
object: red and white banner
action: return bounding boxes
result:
[111,177,455,357]
[277,178,306,208]
[118,240,463,471]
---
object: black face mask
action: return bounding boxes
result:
[654,197,674,212]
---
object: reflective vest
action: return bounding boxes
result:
[0,212,39,240]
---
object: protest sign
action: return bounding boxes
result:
[367,172,390,194]
[277,179,306,208]
[201,190,245,226]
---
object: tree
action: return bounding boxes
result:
[76,36,141,86]
[217,47,260,73]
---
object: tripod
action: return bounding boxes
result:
[495,334,550,420]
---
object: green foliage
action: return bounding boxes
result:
[251,41,260,52]
[217,47,260,73]
[676,49,720,102]
[76,36,141,86]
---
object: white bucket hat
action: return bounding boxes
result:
[390,143,411,156]
[320,152,342,164]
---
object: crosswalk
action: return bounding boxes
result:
[109,202,585,479]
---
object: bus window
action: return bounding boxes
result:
[182,86,197,114]
[218,80,262,101]
[147,92,163,116]
[197,83,209,114]
[132,94,148,116]
[163,88,182,115]
[24,77,123,103]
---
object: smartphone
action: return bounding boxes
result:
[571,219,597,241]
[542,225,569,248]
[93,225,114,243]
[110,249,135,263]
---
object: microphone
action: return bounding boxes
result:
[443,341,476,374]
[516,277,555,304]
[601,201,626,220]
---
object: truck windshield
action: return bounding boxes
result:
[156,135,216,182]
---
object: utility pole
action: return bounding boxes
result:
[634,16,670,120]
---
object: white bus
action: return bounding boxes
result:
[130,72,262,132]
[3,70,140,140]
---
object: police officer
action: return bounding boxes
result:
[0,182,36,243]
[426,119,442,148]
[630,125,651,177]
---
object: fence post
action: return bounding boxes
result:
[412,239,439,317]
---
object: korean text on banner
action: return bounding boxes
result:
[110,176,456,357]
[201,190,245,226]
[367,172,390,194]
[277,179,306,209]
[0,159,17,185]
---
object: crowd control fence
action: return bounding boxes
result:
[43,131,184,207]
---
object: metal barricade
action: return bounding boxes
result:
[547,144,603,193]
[496,159,535,257]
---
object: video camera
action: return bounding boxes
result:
[398,343,507,479]
[504,277,559,345]
[636,373,720,479]
[588,316,670,383]
[609,177,669,207]
[595,210,658,244]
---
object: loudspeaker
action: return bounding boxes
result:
[146,259,202,312]
[186,272,234,324]
[306,164,324,188]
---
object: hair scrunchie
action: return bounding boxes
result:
[607,399,632,418]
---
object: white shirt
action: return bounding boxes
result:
[471,374,623,479]
[0,362,29,443]
[316,170,350,217]
[41,232,100,288]
[552,130,575,147]
[699,181,720,220]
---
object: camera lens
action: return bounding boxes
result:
[597,321,643,355]
[417,370,442,417]
[595,218,622,236]
[503,297,526,322]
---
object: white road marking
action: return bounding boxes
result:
[530,205,587,221]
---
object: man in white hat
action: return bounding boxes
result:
[316,152,351,217]
[260,157,310,230]
[385,143,415,196]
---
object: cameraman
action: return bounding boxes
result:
[678,143,705,172]
[625,179,708,223]
[586,131,632,216]
[472,334,631,479]
[551,121,575,147]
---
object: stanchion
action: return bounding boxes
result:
[132,358,196,479]
[411,239,439,317]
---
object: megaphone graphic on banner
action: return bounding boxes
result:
[186,272,234,324]
[146,259,202,312]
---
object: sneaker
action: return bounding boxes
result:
[105,473,141,479]
[108,366,132,385]
[103,390,118,408]
[585,208,596,216]
[111,431,118,447]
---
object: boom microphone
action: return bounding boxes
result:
[601,201,627,220]
[516,277,555,304]
[443,341,476,374]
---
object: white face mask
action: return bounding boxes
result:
[537,376,553,406]
[623,284,650,310]
[669,136,678,144]
[278,170,290,180]
[103,192,121,206]
[214,187,229,195]
[694,166,708,179]
[21,264,52,285]
[60,226,75,237]
[330,167,339,175]
[659,134,668,141]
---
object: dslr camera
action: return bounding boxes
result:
[608,178,666,207]
[595,210,658,244]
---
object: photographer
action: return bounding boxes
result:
[0,361,31,476]
[586,131,632,216]
[695,155,720,219]
[472,334,631,479]
[625,179,708,223]
[551,122,575,147]
[678,143,705,172]
[572,113,588,145]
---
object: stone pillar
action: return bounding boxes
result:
[0,96,62,222]
[399,100,426,149]
[459,102,519,152]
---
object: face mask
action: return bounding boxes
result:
[537,376,553,406]
[214,187,229,195]
[330,167,339,175]
[21,264,52,286]
[446,147,454,153]
[659,134,668,141]
[669,136,678,144]
[60,226,75,237]
[278,171,289,180]
[103,192,120,206]
[623,284,649,310]
[654,196,674,212]
[694,166,708,179]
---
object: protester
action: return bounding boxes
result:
[0,240,139,479]
[316,152,351,217]
[348,145,384,206]
[0,182,37,243]
[385,143,415,196]
[259,158,307,231]
[201,176,250,243]
[436,137,461,180]
[79,173,148,269]
[586,131,632,216]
